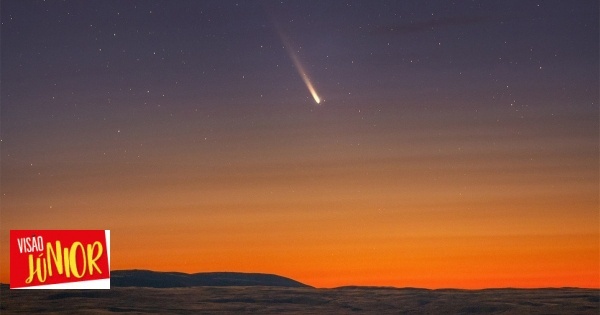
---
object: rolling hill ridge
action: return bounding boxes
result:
[110,270,311,288]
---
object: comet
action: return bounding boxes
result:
[283,44,321,104]
[274,26,322,104]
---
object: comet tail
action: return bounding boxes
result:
[285,47,321,104]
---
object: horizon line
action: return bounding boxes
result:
[63,269,600,290]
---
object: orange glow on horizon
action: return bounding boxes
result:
[1,103,597,289]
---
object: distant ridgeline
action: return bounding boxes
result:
[111,270,311,288]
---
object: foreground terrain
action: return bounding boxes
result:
[1,285,598,314]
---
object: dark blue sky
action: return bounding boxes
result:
[3,1,597,161]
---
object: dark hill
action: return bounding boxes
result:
[111,270,311,288]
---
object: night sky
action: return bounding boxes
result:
[1,0,598,288]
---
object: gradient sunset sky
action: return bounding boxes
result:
[1,0,598,288]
